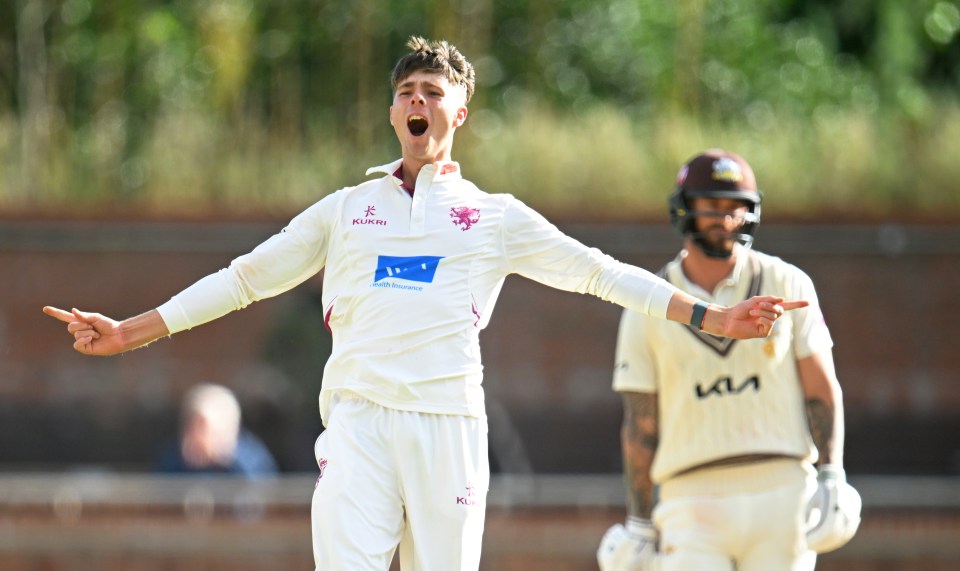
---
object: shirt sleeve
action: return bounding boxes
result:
[157,192,339,334]
[611,309,658,393]
[500,197,678,319]
[789,268,834,359]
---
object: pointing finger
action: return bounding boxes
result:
[71,308,97,323]
[781,300,809,311]
[43,306,77,323]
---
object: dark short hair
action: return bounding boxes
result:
[391,36,476,103]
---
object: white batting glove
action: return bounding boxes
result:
[597,516,659,571]
[805,465,862,553]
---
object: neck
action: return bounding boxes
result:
[399,158,427,189]
[681,241,739,294]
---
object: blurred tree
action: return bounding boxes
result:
[14,0,50,206]
[2,0,959,213]
[7,0,960,125]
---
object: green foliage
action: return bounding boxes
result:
[1,0,959,218]
[458,97,960,221]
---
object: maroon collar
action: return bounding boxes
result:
[393,166,415,196]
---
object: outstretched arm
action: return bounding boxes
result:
[43,306,170,356]
[666,290,808,340]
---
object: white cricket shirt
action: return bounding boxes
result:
[158,160,678,424]
[612,247,833,483]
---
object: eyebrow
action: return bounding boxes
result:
[396,78,445,92]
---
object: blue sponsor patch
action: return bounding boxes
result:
[374,255,444,284]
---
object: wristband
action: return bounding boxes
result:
[818,464,846,482]
[625,516,657,538]
[690,301,709,330]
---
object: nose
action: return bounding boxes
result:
[721,212,746,228]
[411,90,426,105]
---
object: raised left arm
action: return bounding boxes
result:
[666,290,809,340]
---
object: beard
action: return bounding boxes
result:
[691,228,738,259]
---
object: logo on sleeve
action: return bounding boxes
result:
[373,255,443,288]
[450,206,480,231]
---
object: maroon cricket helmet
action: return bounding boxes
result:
[668,149,762,254]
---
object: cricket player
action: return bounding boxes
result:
[597,150,860,571]
[45,40,806,571]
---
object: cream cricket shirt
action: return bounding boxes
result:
[612,247,834,484]
[158,160,678,425]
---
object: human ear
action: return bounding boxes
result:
[454,106,468,127]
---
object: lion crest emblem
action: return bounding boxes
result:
[450,206,481,231]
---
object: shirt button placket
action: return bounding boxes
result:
[410,169,432,235]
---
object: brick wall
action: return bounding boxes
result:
[2,219,958,475]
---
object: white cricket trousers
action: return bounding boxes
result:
[311,393,489,571]
[653,458,818,571]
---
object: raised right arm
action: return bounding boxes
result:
[43,192,338,355]
[42,307,169,356]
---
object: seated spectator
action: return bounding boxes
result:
[156,383,278,477]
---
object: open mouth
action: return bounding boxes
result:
[407,114,428,136]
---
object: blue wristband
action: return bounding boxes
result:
[690,301,709,330]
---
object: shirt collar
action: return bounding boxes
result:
[365,159,463,184]
[667,244,754,298]
[724,244,752,284]
[365,159,404,178]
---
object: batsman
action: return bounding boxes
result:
[598,150,860,571]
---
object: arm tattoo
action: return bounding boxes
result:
[806,397,835,465]
[621,392,658,519]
